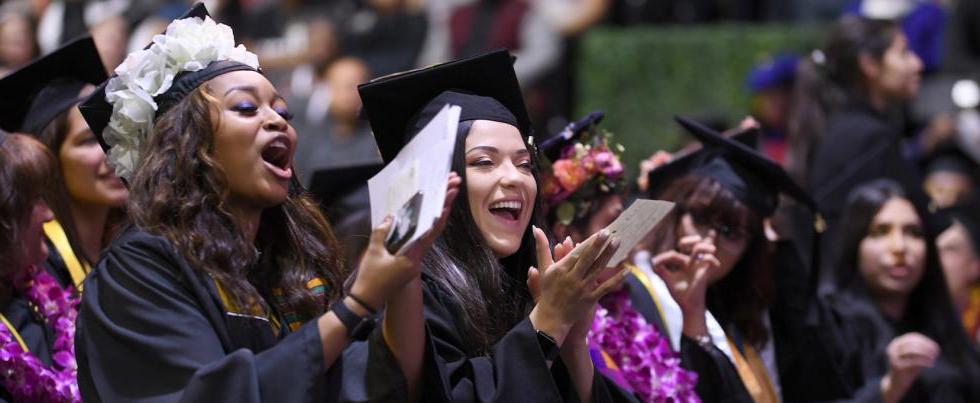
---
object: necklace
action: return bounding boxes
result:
[589,287,700,403]
[0,265,80,402]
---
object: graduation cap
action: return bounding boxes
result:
[944,197,980,254]
[650,116,826,297]
[308,163,383,211]
[921,143,979,179]
[0,35,106,134]
[358,49,530,163]
[647,116,815,217]
[646,124,756,202]
[539,111,604,161]
[79,2,256,154]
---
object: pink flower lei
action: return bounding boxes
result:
[589,287,700,403]
[0,265,80,402]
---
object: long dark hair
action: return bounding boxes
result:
[128,85,345,321]
[34,103,126,265]
[834,179,980,390]
[786,16,898,183]
[651,174,773,347]
[421,120,546,355]
[0,134,55,270]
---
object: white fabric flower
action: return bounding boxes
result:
[102,16,259,180]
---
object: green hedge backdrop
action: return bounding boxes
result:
[575,24,822,181]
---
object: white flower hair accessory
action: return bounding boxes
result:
[100,14,258,180]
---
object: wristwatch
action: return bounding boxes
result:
[535,329,560,361]
[331,298,376,341]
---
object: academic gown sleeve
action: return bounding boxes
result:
[830,302,974,403]
[769,239,860,400]
[76,229,329,403]
[678,335,752,403]
[419,278,637,403]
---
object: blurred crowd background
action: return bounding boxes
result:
[3,0,979,193]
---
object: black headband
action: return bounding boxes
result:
[406,90,520,139]
[156,60,259,117]
[80,59,258,154]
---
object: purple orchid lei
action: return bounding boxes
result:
[0,265,80,402]
[589,288,700,403]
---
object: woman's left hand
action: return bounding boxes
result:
[527,231,575,303]
[528,228,626,348]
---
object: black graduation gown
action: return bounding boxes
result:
[76,227,405,402]
[419,275,638,402]
[625,241,857,402]
[41,238,77,291]
[827,292,977,403]
[0,294,57,402]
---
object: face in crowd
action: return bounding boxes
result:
[858,197,927,299]
[463,120,536,257]
[207,70,297,211]
[59,87,129,210]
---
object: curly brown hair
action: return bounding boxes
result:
[127,84,345,321]
[0,134,56,270]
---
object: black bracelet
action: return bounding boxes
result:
[347,292,378,315]
[535,329,560,362]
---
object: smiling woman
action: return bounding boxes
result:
[72,3,457,402]
[0,35,126,293]
[359,50,637,403]
[464,120,537,257]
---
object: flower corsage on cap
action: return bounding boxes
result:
[540,111,626,226]
[79,2,259,181]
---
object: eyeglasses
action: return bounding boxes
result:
[684,210,753,250]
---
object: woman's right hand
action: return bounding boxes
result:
[880,332,940,403]
[350,173,461,311]
[652,235,719,338]
[350,217,416,311]
[528,229,624,346]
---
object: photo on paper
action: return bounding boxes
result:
[385,191,423,254]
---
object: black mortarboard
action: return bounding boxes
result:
[358,49,530,163]
[308,163,384,209]
[945,197,980,254]
[647,116,815,216]
[646,125,756,202]
[539,111,604,161]
[79,2,256,153]
[922,143,979,179]
[0,35,106,134]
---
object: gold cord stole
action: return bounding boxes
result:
[0,314,28,352]
[628,264,668,321]
[726,333,779,403]
[42,220,90,292]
